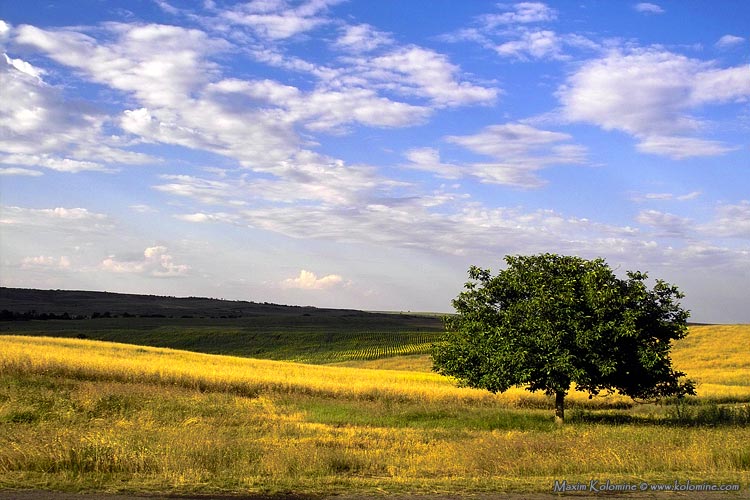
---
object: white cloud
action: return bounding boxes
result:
[448,123,572,157]
[715,34,744,49]
[292,87,431,131]
[203,76,431,134]
[335,24,393,53]
[229,197,642,258]
[636,210,693,237]
[363,46,498,107]
[282,269,344,290]
[154,174,237,205]
[445,123,587,187]
[0,47,152,169]
[11,16,494,200]
[481,2,557,27]
[0,206,108,223]
[676,192,702,201]
[0,167,42,176]
[156,150,389,207]
[0,206,114,240]
[402,148,462,179]
[3,53,43,79]
[634,191,702,202]
[175,212,237,223]
[0,20,10,40]
[709,201,750,238]
[0,153,111,173]
[129,204,157,213]
[219,0,342,40]
[634,3,664,14]
[559,50,701,136]
[445,2,598,62]
[558,48,750,158]
[495,30,566,60]
[636,135,737,159]
[21,255,71,270]
[663,244,750,269]
[15,23,228,109]
[100,246,189,277]
[692,65,750,105]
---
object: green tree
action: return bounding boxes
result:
[432,253,695,424]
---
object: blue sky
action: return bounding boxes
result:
[1,1,749,322]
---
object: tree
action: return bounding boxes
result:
[432,253,695,424]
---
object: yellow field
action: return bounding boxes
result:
[0,334,639,407]
[671,324,750,401]
[1,325,749,495]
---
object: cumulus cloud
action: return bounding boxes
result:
[335,24,393,53]
[9,12,496,199]
[219,0,342,40]
[495,30,566,60]
[205,80,430,132]
[282,270,344,290]
[0,46,151,171]
[14,23,227,108]
[100,246,189,277]
[558,48,750,158]
[354,46,498,108]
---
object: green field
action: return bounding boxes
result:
[1,316,750,496]
[0,315,442,363]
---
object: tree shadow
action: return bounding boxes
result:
[569,403,750,427]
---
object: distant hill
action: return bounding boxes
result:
[0,287,417,320]
[0,287,445,361]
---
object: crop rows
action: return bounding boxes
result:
[279,330,440,364]
[2,319,445,365]
[295,341,436,364]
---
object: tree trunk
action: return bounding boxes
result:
[555,390,565,425]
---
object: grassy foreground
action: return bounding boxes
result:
[1,325,750,495]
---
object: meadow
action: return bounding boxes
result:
[1,324,749,495]
[0,315,442,364]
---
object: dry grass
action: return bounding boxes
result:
[671,324,750,402]
[1,325,750,495]
[0,335,637,408]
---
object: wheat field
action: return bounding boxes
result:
[1,325,749,495]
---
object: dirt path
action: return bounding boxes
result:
[1,490,750,500]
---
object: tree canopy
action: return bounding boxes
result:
[432,253,695,423]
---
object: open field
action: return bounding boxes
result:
[0,316,442,364]
[1,324,750,496]
[0,287,444,363]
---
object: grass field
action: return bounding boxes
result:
[0,315,442,363]
[1,324,749,495]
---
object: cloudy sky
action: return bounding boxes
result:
[1,1,749,322]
